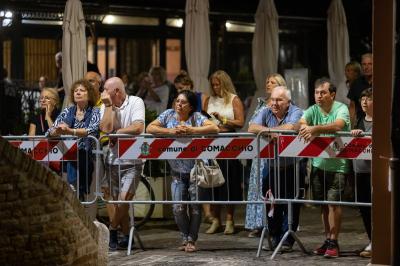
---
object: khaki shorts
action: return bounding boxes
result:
[310,167,347,202]
[102,164,142,198]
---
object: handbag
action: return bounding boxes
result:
[190,159,225,188]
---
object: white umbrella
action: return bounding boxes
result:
[185,0,211,93]
[243,0,279,131]
[62,0,87,107]
[327,0,350,104]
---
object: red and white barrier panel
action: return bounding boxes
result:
[118,137,274,159]
[278,135,372,160]
[9,140,78,161]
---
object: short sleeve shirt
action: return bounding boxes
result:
[100,95,145,165]
[157,109,207,174]
[301,101,351,173]
[250,103,303,166]
[144,84,169,115]
[250,103,303,128]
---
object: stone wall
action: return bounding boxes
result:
[0,137,103,265]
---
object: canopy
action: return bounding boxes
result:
[185,0,211,93]
[62,0,87,107]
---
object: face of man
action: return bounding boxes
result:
[38,76,47,89]
[270,87,290,118]
[175,82,192,93]
[361,56,373,77]
[314,82,335,108]
[103,82,118,104]
[85,72,102,93]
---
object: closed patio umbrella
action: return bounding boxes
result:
[327,0,350,104]
[243,0,279,131]
[62,0,87,107]
[185,0,211,93]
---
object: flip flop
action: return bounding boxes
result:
[185,241,197,252]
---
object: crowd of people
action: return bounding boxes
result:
[18,52,373,258]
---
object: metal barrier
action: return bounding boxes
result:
[255,130,372,259]
[4,135,101,205]
[3,131,373,259]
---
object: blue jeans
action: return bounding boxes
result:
[171,171,202,242]
[67,149,93,198]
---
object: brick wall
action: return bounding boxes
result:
[0,137,104,265]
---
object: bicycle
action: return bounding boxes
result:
[131,174,155,229]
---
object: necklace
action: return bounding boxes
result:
[76,108,86,121]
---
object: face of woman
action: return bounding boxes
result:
[345,66,358,82]
[211,77,222,97]
[39,90,56,109]
[175,94,192,116]
[73,85,89,105]
[140,76,152,89]
[265,77,278,94]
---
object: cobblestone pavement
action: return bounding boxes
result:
[108,206,371,266]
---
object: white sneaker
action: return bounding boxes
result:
[360,242,372,258]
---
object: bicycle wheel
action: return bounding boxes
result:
[132,175,155,229]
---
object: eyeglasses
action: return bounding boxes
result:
[39,96,54,101]
[175,99,189,106]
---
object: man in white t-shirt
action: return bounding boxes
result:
[100,77,145,251]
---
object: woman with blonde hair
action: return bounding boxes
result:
[245,73,287,238]
[29,87,60,136]
[202,70,245,235]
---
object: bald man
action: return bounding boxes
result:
[84,71,102,107]
[100,77,146,251]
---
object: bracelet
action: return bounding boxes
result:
[222,116,228,125]
[73,129,76,136]
[104,104,112,107]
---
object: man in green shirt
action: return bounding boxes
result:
[298,78,350,258]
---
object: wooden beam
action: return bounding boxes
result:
[372,0,395,264]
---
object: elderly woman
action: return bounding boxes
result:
[245,73,286,238]
[47,79,100,199]
[202,70,245,235]
[147,90,218,253]
[29,87,60,136]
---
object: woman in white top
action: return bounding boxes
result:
[202,70,245,235]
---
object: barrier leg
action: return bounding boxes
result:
[256,203,272,257]
[127,203,145,255]
[270,201,308,260]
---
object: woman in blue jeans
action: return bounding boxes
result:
[147,90,218,252]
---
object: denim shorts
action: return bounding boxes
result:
[311,167,346,201]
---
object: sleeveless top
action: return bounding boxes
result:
[206,93,235,120]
